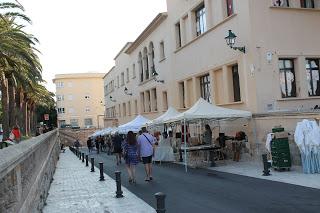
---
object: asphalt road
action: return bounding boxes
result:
[80,149,320,213]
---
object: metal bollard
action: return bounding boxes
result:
[115,171,123,198]
[85,155,89,167]
[90,158,95,172]
[82,153,85,163]
[99,162,105,181]
[155,192,166,213]
[262,154,271,176]
[209,150,216,167]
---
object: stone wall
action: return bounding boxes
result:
[59,128,97,146]
[0,130,60,213]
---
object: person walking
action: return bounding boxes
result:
[95,137,100,154]
[122,131,139,184]
[74,139,80,150]
[11,126,21,143]
[113,132,123,165]
[137,127,156,181]
[87,137,93,153]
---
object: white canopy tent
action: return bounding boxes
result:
[168,98,252,122]
[167,98,252,172]
[151,107,181,125]
[117,115,151,134]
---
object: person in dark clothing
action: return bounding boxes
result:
[113,133,122,165]
[100,136,105,152]
[87,137,92,153]
[95,137,100,154]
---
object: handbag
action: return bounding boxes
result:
[142,133,155,156]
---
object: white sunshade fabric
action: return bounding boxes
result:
[169,98,252,122]
[151,107,181,125]
[118,115,151,133]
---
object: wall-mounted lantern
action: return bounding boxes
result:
[124,87,133,96]
[109,96,116,102]
[225,30,245,53]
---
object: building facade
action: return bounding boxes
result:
[104,0,320,163]
[53,73,105,129]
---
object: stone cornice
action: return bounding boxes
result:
[125,12,168,54]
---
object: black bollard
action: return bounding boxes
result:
[155,192,166,213]
[82,153,85,163]
[90,158,95,172]
[99,162,105,181]
[85,155,89,167]
[262,154,271,176]
[115,171,123,198]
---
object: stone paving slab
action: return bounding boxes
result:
[207,160,320,189]
[43,149,156,213]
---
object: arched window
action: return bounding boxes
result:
[149,42,155,76]
[138,52,143,82]
[143,47,149,79]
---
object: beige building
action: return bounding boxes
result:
[53,73,105,129]
[104,0,320,163]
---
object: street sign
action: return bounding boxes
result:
[44,114,49,121]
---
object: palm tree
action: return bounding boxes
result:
[0,2,42,137]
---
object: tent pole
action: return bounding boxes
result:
[184,118,187,173]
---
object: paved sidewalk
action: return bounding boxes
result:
[43,149,156,213]
[207,160,320,189]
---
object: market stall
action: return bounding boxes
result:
[117,115,150,134]
[167,98,252,172]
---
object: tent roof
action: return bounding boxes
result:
[169,98,252,122]
[151,107,181,125]
[118,115,150,133]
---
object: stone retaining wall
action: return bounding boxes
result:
[0,130,60,213]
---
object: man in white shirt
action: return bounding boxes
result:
[137,127,156,181]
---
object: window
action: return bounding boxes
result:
[151,88,157,111]
[121,72,125,86]
[57,108,65,114]
[123,103,126,116]
[126,68,130,83]
[200,74,212,103]
[232,65,241,102]
[160,41,165,60]
[68,95,73,101]
[149,42,155,74]
[272,0,289,7]
[279,59,296,98]
[143,47,149,80]
[179,82,186,108]
[138,52,143,82]
[175,22,182,48]
[57,95,64,101]
[85,107,90,112]
[301,0,315,8]
[128,101,131,116]
[140,92,146,112]
[162,91,168,110]
[195,4,206,36]
[306,58,320,96]
[132,64,136,79]
[226,0,234,16]
[118,104,121,117]
[84,118,93,127]
[70,119,78,127]
[117,76,120,88]
[56,82,64,88]
[135,100,138,114]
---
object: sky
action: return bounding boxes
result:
[22,0,167,92]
